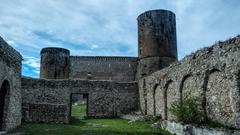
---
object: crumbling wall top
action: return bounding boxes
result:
[40,47,70,55]
[0,36,22,67]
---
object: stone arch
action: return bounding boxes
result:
[202,69,221,116]
[0,80,10,131]
[179,74,191,99]
[180,74,202,100]
[165,80,178,120]
[205,69,233,126]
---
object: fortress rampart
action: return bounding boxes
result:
[138,36,240,128]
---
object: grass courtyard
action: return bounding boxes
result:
[10,104,172,135]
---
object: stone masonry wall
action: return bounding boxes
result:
[21,78,70,123]
[69,56,138,82]
[0,36,22,131]
[138,36,240,128]
[22,77,138,123]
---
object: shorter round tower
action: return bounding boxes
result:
[40,47,70,79]
[137,9,178,78]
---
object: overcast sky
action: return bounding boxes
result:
[0,0,240,78]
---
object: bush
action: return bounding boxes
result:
[143,115,162,122]
[169,96,205,125]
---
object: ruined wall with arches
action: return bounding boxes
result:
[139,36,240,128]
[0,37,22,131]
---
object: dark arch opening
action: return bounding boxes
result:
[153,84,159,116]
[164,80,173,119]
[0,80,10,131]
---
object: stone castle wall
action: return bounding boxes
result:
[138,36,240,128]
[0,37,22,131]
[69,56,138,82]
[21,77,138,123]
[21,78,69,123]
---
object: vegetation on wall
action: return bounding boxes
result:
[169,96,205,125]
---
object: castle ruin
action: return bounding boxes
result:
[1,9,240,134]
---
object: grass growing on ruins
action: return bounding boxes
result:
[71,104,87,117]
[10,103,172,135]
[10,117,172,135]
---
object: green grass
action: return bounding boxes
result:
[11,118,172,135]
[71,104,86,117]
[10,104,172,135]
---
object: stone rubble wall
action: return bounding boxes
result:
[138,36,240,128]
[21,77,139,123]
[21,78,70,123]
[0,36,22,131]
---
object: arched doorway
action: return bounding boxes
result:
[0,80,9,130]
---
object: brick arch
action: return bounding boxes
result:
[0,80,10,131]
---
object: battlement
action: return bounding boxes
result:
[137,9,175,20]
[69,56,138,81]
[70,56,138,62]
[40,47,70,55]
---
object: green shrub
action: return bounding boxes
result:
[169,96,205,125]
[143,115,162,122]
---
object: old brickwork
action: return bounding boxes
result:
[0,37,22,131]
[139,36,240,128]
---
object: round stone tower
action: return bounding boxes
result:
[40,47,70,79]
[137,9,178,78]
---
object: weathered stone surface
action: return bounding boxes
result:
[137,9,178,78]
[40,47,70,79]
[1,9,240,134]
[161,120,240,135]
[139,35,240,128]
[69,56,138,82]
[137,9,177,59]
[21,78,70,123]
[166,81,179,120]
[206,71,233,126]
[21,78,139,123]
[0,36,22,131]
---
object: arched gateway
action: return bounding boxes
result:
[0,80,10,130]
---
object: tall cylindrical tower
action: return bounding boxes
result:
[137,9,178,78]
[40,47,70,79]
